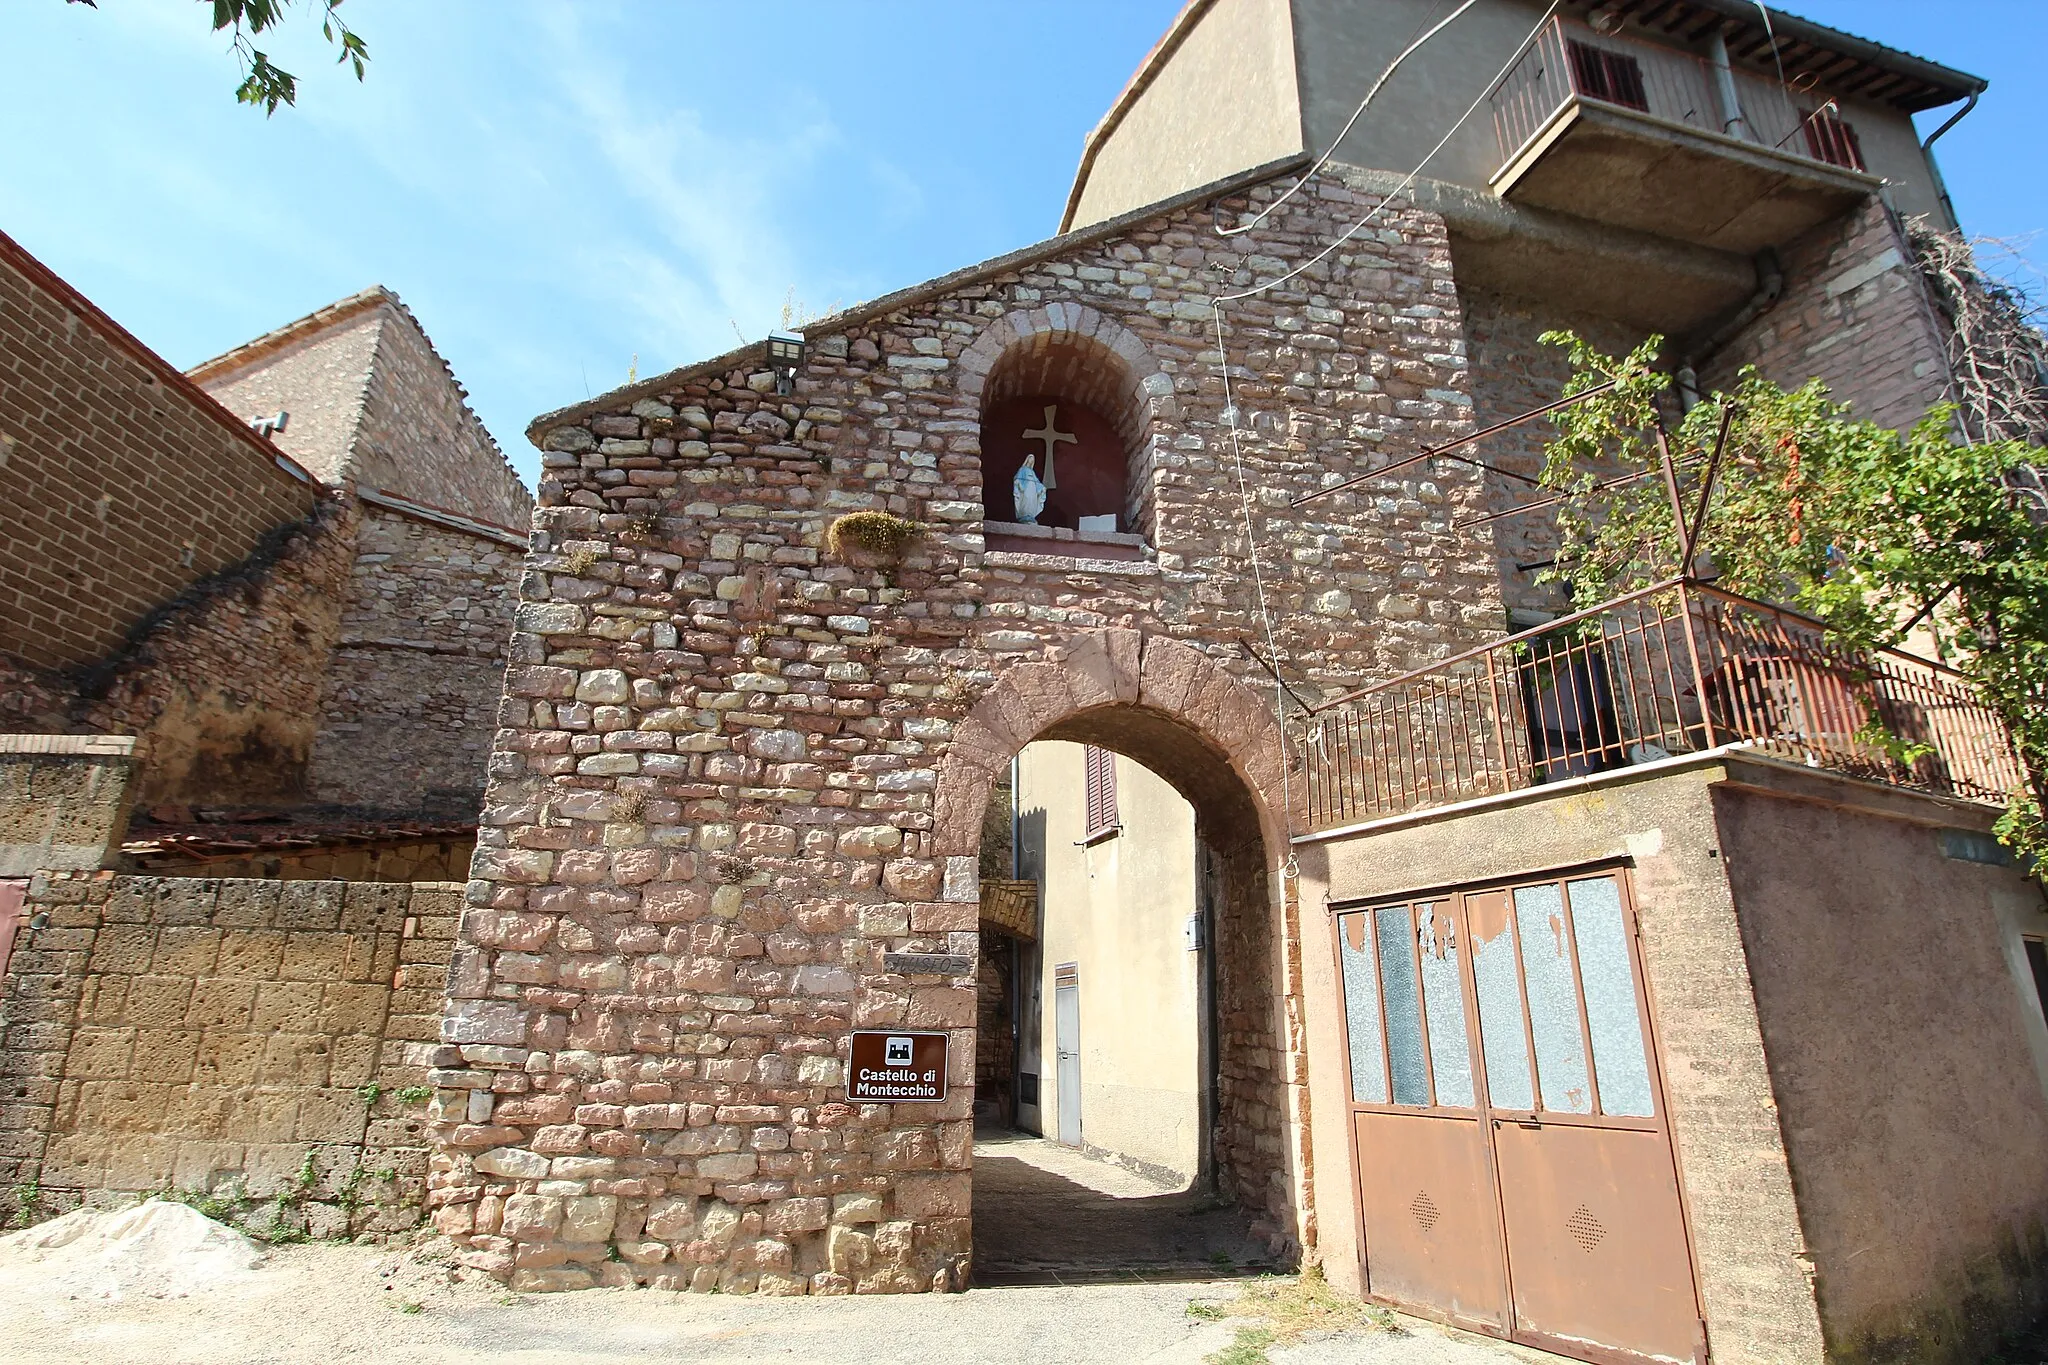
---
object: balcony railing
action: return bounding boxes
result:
[1300,580,2024,830]
[1490,16,1868,177]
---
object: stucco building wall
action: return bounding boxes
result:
[1065,0,1302,231]
[1714,782,2048,1364]
[1019,741,1201,1184]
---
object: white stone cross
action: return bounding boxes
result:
[1021,404,1076,490]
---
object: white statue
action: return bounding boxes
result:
[1013,453,1047,524]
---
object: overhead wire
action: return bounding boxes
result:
[1205,0,1562,869]
[1217,0,1479,237]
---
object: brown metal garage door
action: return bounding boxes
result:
[1335,867,1705,1365]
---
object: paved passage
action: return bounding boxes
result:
[0,1239,1543,1365]
[970,1129,1273,1285]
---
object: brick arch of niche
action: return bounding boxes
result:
[931,628,1312,1259]
[957,305,1169,540]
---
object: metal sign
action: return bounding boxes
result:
[848,1030,948,1102]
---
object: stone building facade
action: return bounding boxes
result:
[426,170,1496,1293]
[0,236,531,852]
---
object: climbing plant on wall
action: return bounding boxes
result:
[1535,329,2048,867]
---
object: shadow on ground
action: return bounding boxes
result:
[971,1129,1274,1287]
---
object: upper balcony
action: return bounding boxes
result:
[1487,16,1883,253]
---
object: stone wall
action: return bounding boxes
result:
[0,229,317,675]
[0,736,141,877]
[347,300,534,530]
[428,173,1502,1292]
[62,496,358,809]
[1452,289,1644,619]
[0,875,459,1236]
[306,504,524,817]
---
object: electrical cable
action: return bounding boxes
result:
[1218,0,1479,237]
[1203,0,1560,872]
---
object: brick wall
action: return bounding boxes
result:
[195,292,533,530]
[0,231,316,674]
[306,504,523,816]
[1706,200,1952,432]
[427,170,1502,1293]
[0,874,459,1237]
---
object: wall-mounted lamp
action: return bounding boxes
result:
[766,331,806,395]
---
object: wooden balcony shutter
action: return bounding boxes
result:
[1565,39,1648,112]
[1083,745,1118,838]
[1801,108,1865,171]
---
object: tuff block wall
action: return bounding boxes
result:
[0,875,459,1236]
[0,231,317,676]
[0,736,141,877]
[428,176,1504,1293]
[306,505,524,817]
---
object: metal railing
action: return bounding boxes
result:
[1490,16,1868,176]
[1301,580,2024,829]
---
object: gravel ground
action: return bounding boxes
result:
[0,1236,1546,1365]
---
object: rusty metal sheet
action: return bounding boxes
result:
[1354,1111,1509,1332]
[1492,1120,1699,1363]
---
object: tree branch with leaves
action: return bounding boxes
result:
[1536,330,2048,866]
[66,0,369,114]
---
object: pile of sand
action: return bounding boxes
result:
[0,1198,265,1300]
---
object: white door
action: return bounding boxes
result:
[1055,966,1082,1146]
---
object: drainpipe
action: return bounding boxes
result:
[1920,90,1980,232]
[1707,30,1750,141]
[1691,248,1786,370]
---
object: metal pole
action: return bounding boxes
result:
[1290,380,1616,508]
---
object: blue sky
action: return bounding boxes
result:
[2,2,2040,489]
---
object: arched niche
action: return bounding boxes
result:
[962,309,1161,554]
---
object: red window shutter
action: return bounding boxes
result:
[1083,746,1118,836]
[1802,108,1864,171]
[1565,40,1647,112]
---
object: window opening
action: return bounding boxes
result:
[1566,39,1648,112]
[1082,745,1119,840]
[2025,937,2048,1027]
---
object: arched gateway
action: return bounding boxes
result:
[428,175,1493,1293]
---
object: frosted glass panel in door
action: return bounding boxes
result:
[1416,903,1474,1108]
[1568,876,1655,1117]
[1377,905,1430,1107]
[1339,913,1388,1104]
[1513,882,1593,1114]
[1466,890,1534,1111]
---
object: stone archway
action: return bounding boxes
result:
[935,629,1310,1258]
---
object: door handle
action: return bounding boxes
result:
[1493,1116,1541,1129]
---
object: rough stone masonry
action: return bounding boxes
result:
[426,170,1508,1293]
